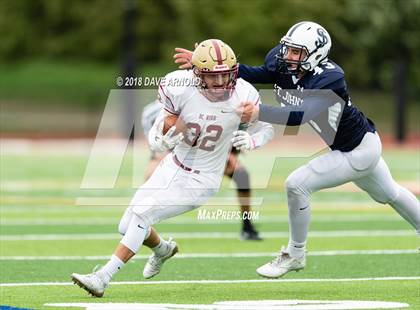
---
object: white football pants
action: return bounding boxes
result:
[285,132,420,249]
[118,154,220,235]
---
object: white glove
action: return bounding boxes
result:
[231,130,256,151]
[152,125,184,152]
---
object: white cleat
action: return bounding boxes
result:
[257,247,305,278]
[71,270,108,297]
[143,238,178,279]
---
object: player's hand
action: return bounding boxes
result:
[231,130,256,151]
[173,44,197,69]
[236,102,259,123]
[154,126,184,152]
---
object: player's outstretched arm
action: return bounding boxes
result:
[238,92,343,126]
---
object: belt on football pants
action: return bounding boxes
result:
[172,154,200,174]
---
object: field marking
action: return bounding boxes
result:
[0,214,403,225]
[1,276,419,287]
[0,201,394,213]
[0,249,418,261]
[0,230,415,241]
[45,300,410,310]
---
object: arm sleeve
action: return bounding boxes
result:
[238,64,275,84]
[258,90,344,126]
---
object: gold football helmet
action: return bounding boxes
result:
[191,39,238,101]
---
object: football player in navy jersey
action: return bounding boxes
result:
[174,21,419,278]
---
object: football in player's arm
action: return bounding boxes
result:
[71,39,273,297]
[174,21,420,279]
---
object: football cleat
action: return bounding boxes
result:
[143,238,178,279]
[257,247,305,278]
[240,228,262,241]
[71,269,108,298]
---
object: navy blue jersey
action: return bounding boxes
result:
[239,44,376,152]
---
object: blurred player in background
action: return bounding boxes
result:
[71,39,273,297]
[174,21,420,279]
[141,99,262,240]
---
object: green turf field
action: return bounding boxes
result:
[0,141,419,310]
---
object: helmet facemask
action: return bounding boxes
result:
[194,66,238,102]
[276,41,309,75]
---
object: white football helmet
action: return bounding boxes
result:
[277,21,331,74]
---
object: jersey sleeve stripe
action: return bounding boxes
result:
[159,84,176,111]
[164,107,179,115]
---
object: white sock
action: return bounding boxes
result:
[152,237,170,256]
[99,254,124,283]
[287,240,306,258]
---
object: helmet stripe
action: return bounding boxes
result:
[211,39,223,65]
[287,21,306,37]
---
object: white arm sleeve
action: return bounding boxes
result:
[246,121,274,149]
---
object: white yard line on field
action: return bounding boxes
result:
[0,249,418,261]
[0,214,403,225]
[0,230,415,241]
[1,276,419,287]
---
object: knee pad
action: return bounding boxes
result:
[370,182,399,204]
[118,208,133,236]
[285,173,305,196]
[231,167,250,191]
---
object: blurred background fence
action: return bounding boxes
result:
[0,0,419,140]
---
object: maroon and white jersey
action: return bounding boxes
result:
[158,69,270,178]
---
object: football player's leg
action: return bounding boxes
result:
[142,227,179,279]
[285,150,363,257]
[118,159,169,236]
[354,157,420,235]
[285,132,382,257]
[143,227,175,257]
[71,213,149,297]
[134,172,217,278]
[225,152,260,240]
[72,158,170,296]
[257,151,368,278]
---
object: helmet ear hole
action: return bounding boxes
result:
[193,67,201,76]
[315,55,322,60]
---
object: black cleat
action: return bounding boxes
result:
[240,228,262,241]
